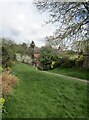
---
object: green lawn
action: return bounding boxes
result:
[49,67,89,80]
[3,63,88,118]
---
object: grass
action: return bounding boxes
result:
[3,63,88,118]
[49,67,89,80]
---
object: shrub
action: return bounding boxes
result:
[4,67,12,74]
[38,53,59,70]
[51,61,56,69]
[0,67,3,73]
[56,55,84,68]
[75,55,84,67]
[60,60,73,68]
[53,58,62,68]
[59,56,70,68]
[1,71,18,98]
[59,56,75,68]
[0,98,6,113]
[2,47,10,68]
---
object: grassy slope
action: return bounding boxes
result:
[49,67,89,80]
[3,63,87,118]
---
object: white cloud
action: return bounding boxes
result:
[0,0,56,47]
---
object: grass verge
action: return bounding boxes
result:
[49,67,89,80]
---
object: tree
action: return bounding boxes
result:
[2,38,17,61]
[71,39,89,53]
[30,41,35,64]
[2,47,10,68]
[34,2,89,50]
[40,45,52,54]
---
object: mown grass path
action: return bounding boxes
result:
[3,63,88,118]
[49,67,89,80]
[43,71,89,83]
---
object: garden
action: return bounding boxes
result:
[0,1,89,119]
[0,37,89,119]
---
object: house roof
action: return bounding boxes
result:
[34,54,40,58]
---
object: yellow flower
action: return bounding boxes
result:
[52,61,55,65]
[0,98,5,105]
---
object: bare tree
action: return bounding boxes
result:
[34,1,89,50]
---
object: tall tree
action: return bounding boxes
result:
[34,2,89,50]
[30,41,35,64]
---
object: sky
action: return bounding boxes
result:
[0,0,56,47]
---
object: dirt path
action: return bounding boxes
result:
[42,71,89,84]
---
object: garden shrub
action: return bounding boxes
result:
[0,67,3,73]
[53,58,62,68]
[59,56,71,68]
[2,47,10,68]
[38,53,59,70]
[60,60,73,68]
[1,71,18,98]
[58,56,76,68]
[0,68,18,114]
[0,97,7,114]
[57,55,83,68]
[0,98,6,113]
[75,55,84,67]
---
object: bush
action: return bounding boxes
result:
[38,53,59,70]
[54,56,76,68]
[2,47,10,68]
[0,66,3,73]
[54,55,84,68]
[53,58,62,68]
[0,97,6,113]
[60,60,74,68]
[1,71,18,98]
[75,55,84,67]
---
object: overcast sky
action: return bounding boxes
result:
[0,0,56,47]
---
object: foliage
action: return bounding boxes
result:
[38,45,85,70]
[72,40,89,53]
[65,50,76,55]
[34,2,89,50]
[57,56,73,68]
[69,54,84,68]
[2,38,32,60]
[1,70,18,98]
[75,55,84,67]
[30,41,35,49]
[30,41,35,64]
[53,59,61,68]
[53,54,85,69]
[0,98,7,114]
[2,47,10,68]
[0,67,3,73]
[2,38,16,61]
[0,98,5,106]
[38,46,59,70]
[1,38,34,67]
